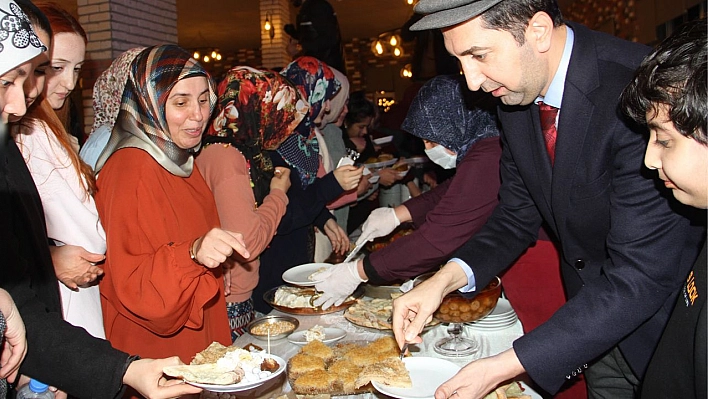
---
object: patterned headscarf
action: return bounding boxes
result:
[278,56,341,188]
[203,66,309,204]
[91,47,145,133]
[402,74,500,164]
[95,45,217,177]
[0,0,45,76]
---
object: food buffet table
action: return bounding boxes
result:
[219,297,541,399]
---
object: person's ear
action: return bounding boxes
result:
[527,12,554,54]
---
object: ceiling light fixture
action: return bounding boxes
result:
[193,48,222,63]
[371,30,404,58]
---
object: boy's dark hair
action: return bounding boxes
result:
[345,90,375,126]
[621,19,707,145]
[481,0,563,45]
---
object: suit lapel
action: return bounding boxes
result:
[551,22,600,231]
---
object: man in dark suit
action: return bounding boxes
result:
[390,1,704,398]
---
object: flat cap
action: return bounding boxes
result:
[410,0,504,31]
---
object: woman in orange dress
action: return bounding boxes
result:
[94,45,246,366]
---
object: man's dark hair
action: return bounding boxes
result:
[481,0,563,45]
[620,19,707,145]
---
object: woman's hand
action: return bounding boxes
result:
[123,357,202,399]
[0,289,25,381]
[269,167,291,193]
[222,265,232,296]
[192,229,250,268]
[49,245,105,290]
[333,165,364,191]
[377,168,402,187]
[323,219,349,255]
[356,175,372,196]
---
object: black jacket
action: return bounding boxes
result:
[0,137,130,399]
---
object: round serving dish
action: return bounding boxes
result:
[263,285,363,315]
[414,273,503,324]
[246,315,299,340]
[437,277,502,323]
[362,283,402,299]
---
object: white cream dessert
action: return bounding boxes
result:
[216,348,274,384]
[273,286,316,308]
[304,325,326,342]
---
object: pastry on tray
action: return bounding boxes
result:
[287,336,410,395]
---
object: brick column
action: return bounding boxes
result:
[260,0,292,70]
[77,0,178,135]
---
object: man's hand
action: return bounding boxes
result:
[0,289,25,381]
[123,357,202,399]
[312,261,365,310]
[434,349,525,399]
[192,229,250,268]
[50,245,105,290]
[392,262,468,346]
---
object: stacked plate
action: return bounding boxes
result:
[466,298,518,331]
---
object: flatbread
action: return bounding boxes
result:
[163,363,245,385]
[354,357,412,389]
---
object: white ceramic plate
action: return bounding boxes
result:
[372,357,461,399]
[282,263,332,286]
[373,135,394,145]
[487,298,515,317]
[186,355,286,392]
[287,327,347,345]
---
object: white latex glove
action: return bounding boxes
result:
[355,207,401,247]
[312,261,366,310]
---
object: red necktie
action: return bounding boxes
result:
[538,102,559,165]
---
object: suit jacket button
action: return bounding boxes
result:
[574,259,585,270]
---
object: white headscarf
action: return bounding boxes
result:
[321,67,349,127]
[0,0,46,76]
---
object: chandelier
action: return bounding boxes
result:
[193,49,222,63]
[371,30,405,58]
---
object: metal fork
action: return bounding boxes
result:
[400,343,409,360]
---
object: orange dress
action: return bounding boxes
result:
[95,148,231,363]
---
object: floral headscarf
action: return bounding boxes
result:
[0,0,45,76]
[95,45,217,177]
[278,56,341,188]
[203,66,309,204]
[402,74,500,164]
[91,47,145,133]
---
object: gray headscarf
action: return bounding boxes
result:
[402,74,499,164]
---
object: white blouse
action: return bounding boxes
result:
[15,119,106,339]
